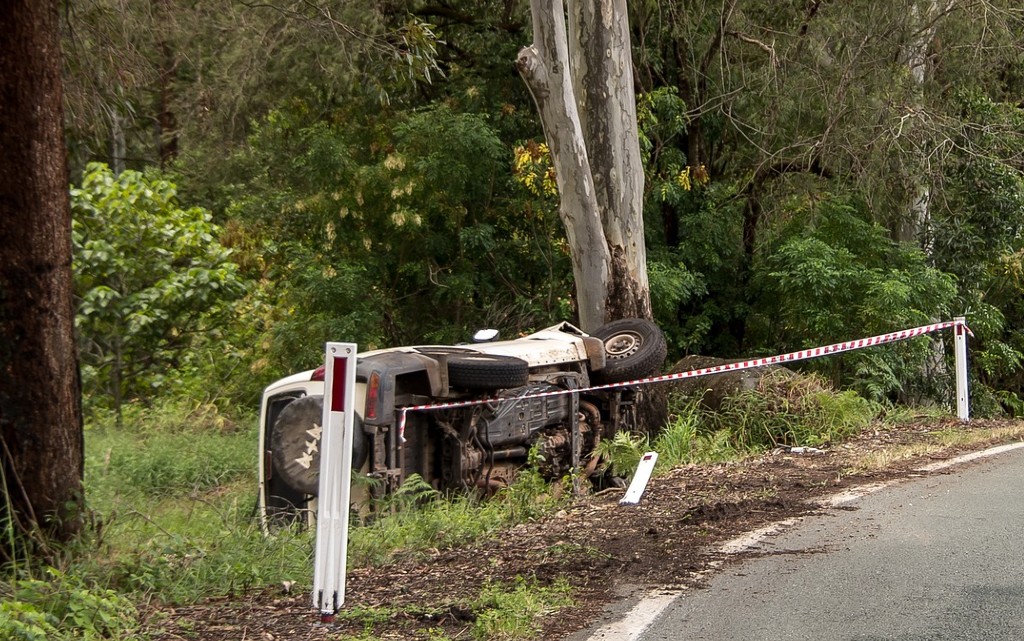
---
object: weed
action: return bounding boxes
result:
[715,372,877,449]
[469,576,574,640]
[541,542,611,562]
[334,604,397,635]
[594,431,649,478]
[0,568,137,641]
[348,470,567,567]
[876,402,949,426]
[597,373,880,481]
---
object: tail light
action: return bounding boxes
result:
[311,365,326,381]
[365,371,380,420]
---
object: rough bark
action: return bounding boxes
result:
[516,0,611,331]
[0,0,85,558]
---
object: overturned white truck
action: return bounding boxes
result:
[257,319,666,529]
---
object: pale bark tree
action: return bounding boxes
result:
[0,0,84,558]
[517,0,651,331]
[897,0,955,246]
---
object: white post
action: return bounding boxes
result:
[619,452,658,506]
[312,342,357,622]
[954,316,969,422]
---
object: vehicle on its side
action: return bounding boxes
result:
[258,318,666,529]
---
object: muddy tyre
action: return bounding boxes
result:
[446,354,530,390]
[591,318,667,384]
[270,394,366,496]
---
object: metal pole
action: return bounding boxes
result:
[954,316,969,422]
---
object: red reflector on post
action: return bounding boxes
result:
[330,357,347,413]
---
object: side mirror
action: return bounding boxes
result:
[472,328,499,343]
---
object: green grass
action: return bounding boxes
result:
[2,397,576,640]
[331,576,574,641]
[349,468,567,567]
[0,374,933,640]
[597,371,880,478]
[470,576,574,640]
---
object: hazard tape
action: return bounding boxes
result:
[396,319,972,441]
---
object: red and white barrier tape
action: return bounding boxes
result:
[396,319,972,441]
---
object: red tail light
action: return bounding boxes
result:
[311,365,326,381]
[365,371,380,420]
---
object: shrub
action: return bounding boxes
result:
[0,569,137,641]
[715,372,878,449]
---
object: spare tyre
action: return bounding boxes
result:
[591,318,667,384]
[445,353,530,390]
[270,394,367,496]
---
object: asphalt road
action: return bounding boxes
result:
[585,444,1024,641]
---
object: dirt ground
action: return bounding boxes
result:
[144,417,1024,641]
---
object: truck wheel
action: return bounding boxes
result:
[591,318,667,384]
[271,394,367,496]
[445,354,529,390]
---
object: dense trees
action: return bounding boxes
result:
[59,0,1024,416]
[71,164,244,421]
[1,0,84,557]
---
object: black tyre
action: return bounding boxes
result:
[445,353,530,390]
[591,318,667,384]
[270,394,367,496]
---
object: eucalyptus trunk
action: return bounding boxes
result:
[517,0,652,332]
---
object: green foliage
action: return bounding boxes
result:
[72,163,245,416]
[223,101,572,375]
[470,576,574,641]
[927,92,1024,406]
[349,467,565,568]
[60,0,1024,412]
[750,197,957,400]
[594,431,648,479]
[0,569,137,641]
[599,376,877,479]
[714,373,878,450]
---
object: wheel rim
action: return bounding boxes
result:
[604,331,641,360]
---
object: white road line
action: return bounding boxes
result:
[816,481,895,508]
[717,518,801,555]
[583,591,681,641]
[914,441,1024,472]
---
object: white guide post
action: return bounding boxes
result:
[620,452,658,506]
[312,342,357,622]
[954,316,970,422]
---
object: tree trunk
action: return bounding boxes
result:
[568,0,651,321]
[0,0,85,559]
[111,109,127,175]
[155,0,179,168]
[517,0,612,331]
[518,1,662,432]
[899,0,952,400]
[517,0,653,331]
